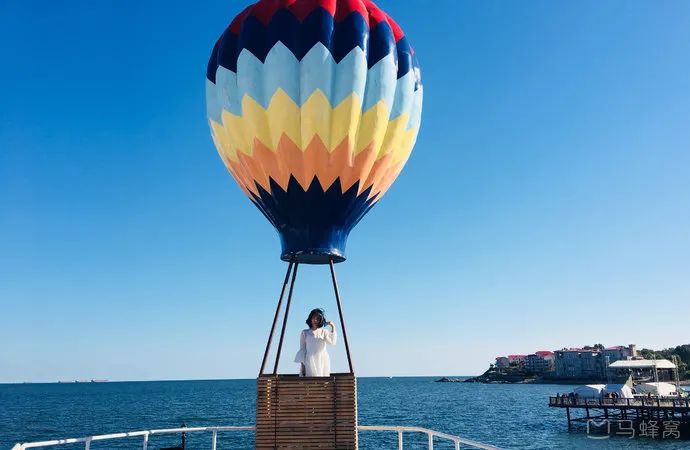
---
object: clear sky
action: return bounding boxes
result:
[2,1,689,383]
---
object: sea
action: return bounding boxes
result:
[1,378,688,450]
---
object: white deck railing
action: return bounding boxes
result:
[11,424,500,450]
[10,426,253,450]
[358,425,500,450]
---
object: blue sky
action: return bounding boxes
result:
[2,1,689,383]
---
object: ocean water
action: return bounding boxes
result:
[1,378,688,450]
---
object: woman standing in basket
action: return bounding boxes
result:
[294,308,337,377]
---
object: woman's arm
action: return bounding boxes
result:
[324,321,337,345]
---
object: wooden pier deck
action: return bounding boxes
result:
[550,395,690,410]
[549,396,690,437]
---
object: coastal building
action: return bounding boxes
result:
[554,348,604,379]
[525,351,555,373]
[602,344,636,363]
[508,355,527,365]
[608,358,677,383]
[495,354,527,369]
[553,345,637,379]
[495,357,510,369]
[496,344,639,380]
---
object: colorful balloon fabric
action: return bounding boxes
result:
[206,0,423,263]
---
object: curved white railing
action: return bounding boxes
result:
[11,424,500,450]
[359,425,500,450]
[10,426,253,450]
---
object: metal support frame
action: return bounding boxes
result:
[258,261,294,375]
[259,258,355,376]
[329,257,354,374]
[272,262,299,374]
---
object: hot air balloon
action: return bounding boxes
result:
[205,1,422,448]
[206,0,423,264]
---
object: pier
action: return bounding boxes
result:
[549,396,690,438]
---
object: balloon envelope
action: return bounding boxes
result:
[206,0,423,263]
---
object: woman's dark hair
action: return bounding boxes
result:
[306,308,326,328]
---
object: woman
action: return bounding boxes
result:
[294,308,337,377]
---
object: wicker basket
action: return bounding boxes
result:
[256,373,357,449]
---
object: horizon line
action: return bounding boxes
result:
[0,374,475,385]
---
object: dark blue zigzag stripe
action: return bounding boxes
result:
[249,176,377,263]
[207,40,221,84]
[411,52,422,92]
[207,7,411,84]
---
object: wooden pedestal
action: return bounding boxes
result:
[256,373,357,449]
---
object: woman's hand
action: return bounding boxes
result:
[326,321,335,330]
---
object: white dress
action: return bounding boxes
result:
[293,327,337,377]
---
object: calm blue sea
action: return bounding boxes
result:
[1,379,688,450]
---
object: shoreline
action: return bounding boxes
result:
[5,377,689,387]
[0,375,468,385]
[461,376,690,386]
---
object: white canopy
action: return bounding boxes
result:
[634,382,678,396]
[608,359,676,369]
[573,384,605,398]
[602,384,634,399]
